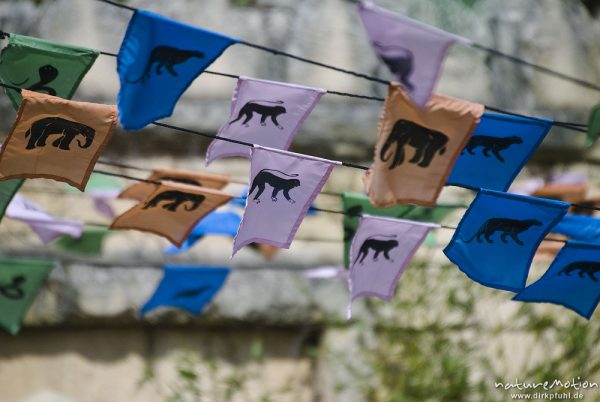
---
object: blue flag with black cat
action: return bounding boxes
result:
[447,113,552,191]
[140,265,230,316]
[513,241,600,319]
[117,9,239,130]
[552,214,600,244]
[444,189,569,291]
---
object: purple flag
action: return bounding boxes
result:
[6,194,83,243]
[232,146,337,256]
[206,77,325,165]
[357,1,468,107]
[88,189,120,219]
[348,215,438,318]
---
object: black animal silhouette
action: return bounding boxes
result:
[558,261,600,282]
[156,176,202,187]
[462,218,542,246]
[248,169,300,204]
[374,42,414,91]
[12,64,59,96]
[380,119,448,169]
[126,46,205,83]
[174,286,211,300]
[143,191,206,212]
[463,135,523,162]
[0,275,26,300]
[354,235,399,265]
[229,100,287,129]
[24,117,96,151]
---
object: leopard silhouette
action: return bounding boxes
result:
[354,235,398,265]
[248,169,300,204]
[174,286,211,300]
[558,261,600,282]
[229,100,287,129]
[126,46,205,83]
[143,190,205,212]
[463,135,523,162]
[11,64,59,96]
[462,218,542,246]
[0,275,25,300]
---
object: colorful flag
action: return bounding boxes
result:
[119,168,229,202]
[205,77,325,164]
[551,215,600,244]
[0,258,54,335]
[0,178,23,223]
[0,90,117,191]
[444,190,569,292]
[0,34,99,110]
[76,172,122,218]
[364,83,483,207]
[141,265,230,316]
[232,146,336,256]
[448,113,552,192]
[357,1,468,107]
[117,9,239,130]
[111,182,233,247]
[6,194,83,243]
[348,215,438,318]
[54,227,110,256]
[513,241,600,319]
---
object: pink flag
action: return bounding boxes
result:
[206,77,325,165]
[232,146,337,256]
[357,1,469,107]
[348,215,438,318]
[6,194,83,243]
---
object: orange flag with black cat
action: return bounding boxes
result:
[0,90,117,191]
[364,83,484,207]
[119,168,230,202]
[110,181,233,247]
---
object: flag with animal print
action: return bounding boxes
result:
[232,146,336,256]
[513,241,600,319]
[444,189,569,292]
[364,83,483,207]
[0,258,54,335]
[357,1,468,107]
[110,181,233,247]
[205,77,325,164]
[348,215,438,318]
[0,33,99,110]
[447,113,552,192]
[0,90,117,191]
[117,9,239,130]
[141,265,230,316]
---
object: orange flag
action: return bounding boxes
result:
[0,90,117,191]
[365,83,483,207]
[118,168,230,202]
[110,181,233,247]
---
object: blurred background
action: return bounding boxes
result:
[1,0,600,401]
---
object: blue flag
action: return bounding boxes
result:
[552,214,600,244]
[513,241,600,319]
[140,265,230,316]
[117,9,239,130]
[164,211,242,255]
[447,113,552,191]
[444,189,569,291]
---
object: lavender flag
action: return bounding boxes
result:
[6,194,83,243]
[205,77,325,165]
[348,215,438,318]
[232,146,337,256]
[357,1,469,107]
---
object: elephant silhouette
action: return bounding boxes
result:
[374,42,414,91]
[24,117,96,151]
[143,190,206,212]
[380,119,448,169]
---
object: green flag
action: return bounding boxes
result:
[0,33,99,109]
[341,192,461,267]
[0,179,24,223]
[0,258,54,335]
[54,227,110,256]
[587,102,600,147]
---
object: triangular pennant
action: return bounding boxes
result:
[0,178,24,223]
[54,227,110,256]
[444,190,569,291]
[117,9,239,130]
[206,77,325,164]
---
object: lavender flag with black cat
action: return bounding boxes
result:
[357,1,469,107]
[206,77,325,165]
[348,215,438,318]
[232,146,337,256]
[444,189,569,292]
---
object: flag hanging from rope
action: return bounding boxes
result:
[54,227,110,256]
[0,91,117,191]
[232,146,336,256]
[141,265,230,316]
[551,214,600,244]
[206,77,325,164]
[444,190,569,291]
[117,9,239,130]
[364,83,483,207]
[448,113,552,192]
[0,258,54,335]
[0,178,23,223]
[513,241,600,319]
[0,33,99,110]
